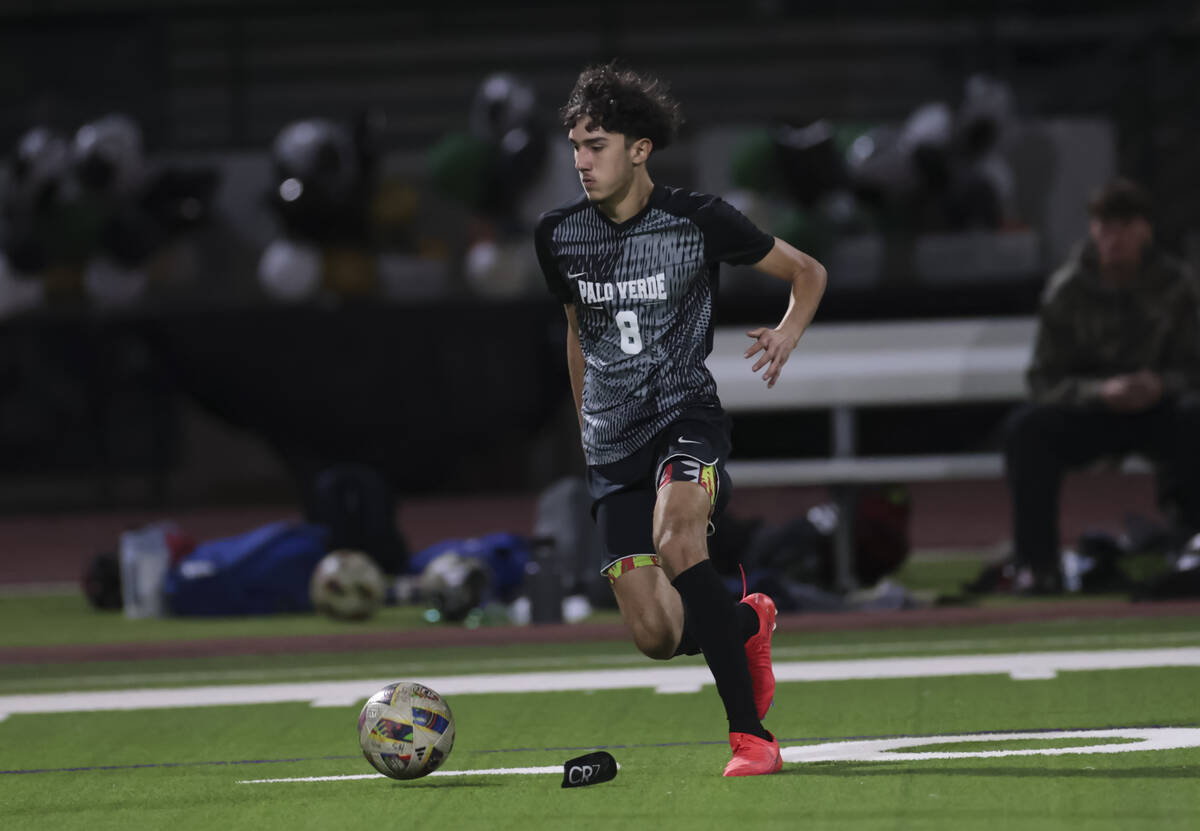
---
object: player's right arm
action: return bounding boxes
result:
[535,210,586,434]
[564,304,585,432]
[744,237,827,388]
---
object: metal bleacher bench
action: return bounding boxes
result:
[708,316,1037,486]
[705,316,1146,590]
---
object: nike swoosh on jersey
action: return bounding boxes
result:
[677,437,702,444]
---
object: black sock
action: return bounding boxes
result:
[671,560,769,740]
[737,602,760,641]
[675,601,758,655]
[673,612,702,656]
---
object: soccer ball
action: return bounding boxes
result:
[418,551,490,622]
[310,549,386,620]
[358,681,456,780]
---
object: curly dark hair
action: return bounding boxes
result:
[1088,177,1153,223]
[559,62,684,151]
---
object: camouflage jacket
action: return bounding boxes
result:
[1027,243,1200,406]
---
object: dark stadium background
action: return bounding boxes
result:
[0,1,1190,577]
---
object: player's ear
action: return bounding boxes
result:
[630,137,652,165]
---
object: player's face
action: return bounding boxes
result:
[1089,215,1152,272]
[568,120,636,203]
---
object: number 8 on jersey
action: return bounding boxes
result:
[615,310,643,355]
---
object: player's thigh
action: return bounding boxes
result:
[609,563,682,628]
[596,489,683,658]
[609,562,683,660]
[652,481,712,577]
[654,415,733,520]
[595,488,656,575]
[649,420,733,577]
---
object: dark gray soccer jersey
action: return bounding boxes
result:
[535,185,774,465]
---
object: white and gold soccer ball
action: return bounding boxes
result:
[358,681,456,780]
[309,549,386,620]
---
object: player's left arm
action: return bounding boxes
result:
[745,238,827,388]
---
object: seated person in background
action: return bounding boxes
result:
[1004,178,1200,593]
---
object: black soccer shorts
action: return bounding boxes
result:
[585,407,733,582]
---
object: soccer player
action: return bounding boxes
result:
[535,63,826,777]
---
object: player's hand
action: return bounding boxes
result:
[744,327,799,388]
[1124,369,1164,410]
[1100,370,1163,412]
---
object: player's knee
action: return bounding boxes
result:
[1004,404,1061,458]
[652,523,681,561]
[653,483,710,561]
[653,509,697,557]
[653,522,705,574]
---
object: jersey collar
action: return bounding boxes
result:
[592,183,664,231]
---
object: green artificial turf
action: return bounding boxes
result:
[3,587,1200,696]
[0,593,552,647]
[2,574,1198,830]
[2,664,1199,830]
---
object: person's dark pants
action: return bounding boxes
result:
[1004,394,1200,572]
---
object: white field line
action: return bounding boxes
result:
[239,766,563,783]
[7,630,1200,693]
[242,729,1200,783]
[781,728,1200,762]
[2,647,1200,720]
[0,652,658,690]
[776,630,1200,659]
[241,725,1200,787]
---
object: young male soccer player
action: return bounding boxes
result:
[534,63,826,776]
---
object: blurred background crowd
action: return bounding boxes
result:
[0,0,1195,518]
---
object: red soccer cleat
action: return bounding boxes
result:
[723,731,782,777]
[740,592,777,720]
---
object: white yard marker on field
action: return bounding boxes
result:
[242,774,383,783]
[11,631,1200,695]
[782,728,1200,762]
[239,766,563,783]
[2,647,1200,721]
[240,729,1200,782]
